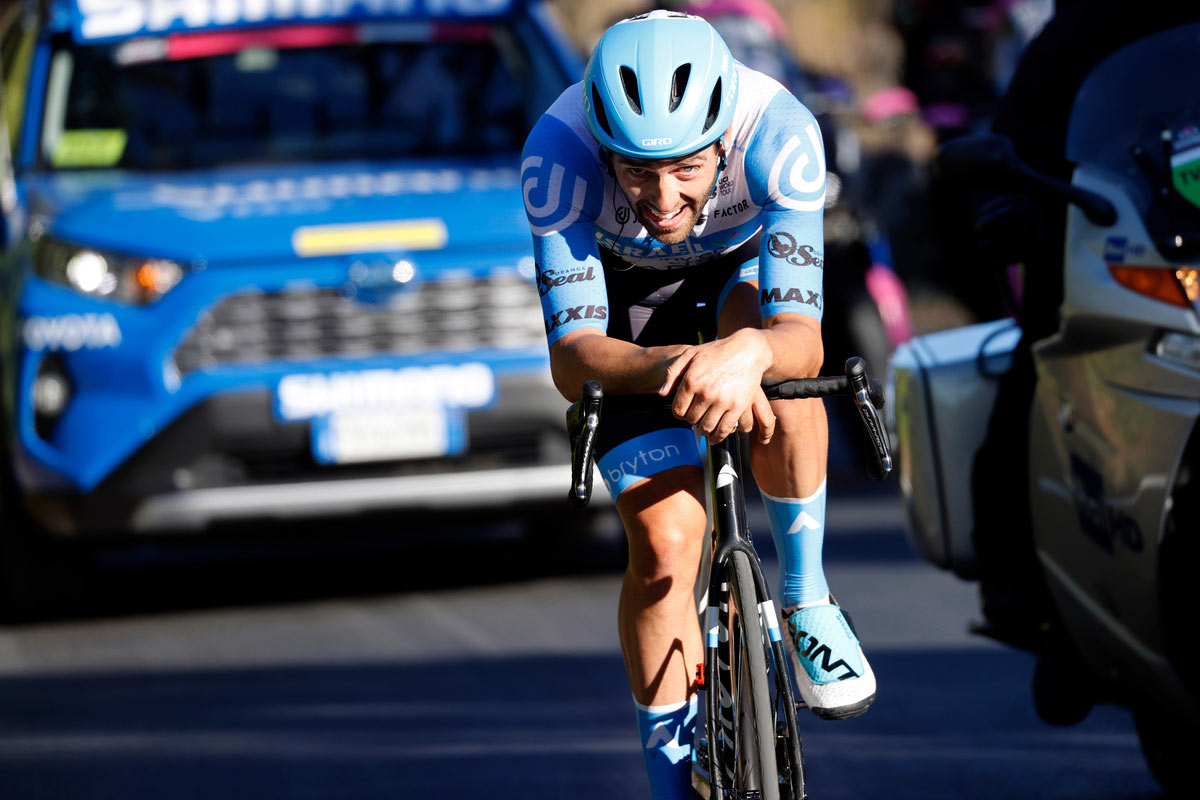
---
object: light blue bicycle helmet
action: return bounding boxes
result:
[584,10,739,160]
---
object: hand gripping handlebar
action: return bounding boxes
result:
[565,357,893,506]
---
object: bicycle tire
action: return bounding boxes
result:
[768,620,808,800]
[726,549,781,800]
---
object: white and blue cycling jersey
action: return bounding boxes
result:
[521,62,827,347]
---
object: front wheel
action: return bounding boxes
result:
[711,551,780,800]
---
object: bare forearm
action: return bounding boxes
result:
[548,316,823,403]
[549,332,688,402]
[757,316,825,383]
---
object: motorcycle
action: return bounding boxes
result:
[888,21,1200,797]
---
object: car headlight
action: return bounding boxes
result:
[33,237,185,304]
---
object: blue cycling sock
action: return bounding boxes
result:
[633,695,697,800]
[761,481,830,608]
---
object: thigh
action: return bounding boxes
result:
[596,414,704,501]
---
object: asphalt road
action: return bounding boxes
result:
[0,484,1165,799]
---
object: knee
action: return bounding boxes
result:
[616,466,705,588]
[627,522,702,586]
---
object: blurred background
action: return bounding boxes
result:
[549,0,1053,334]
[0,1,1168,799]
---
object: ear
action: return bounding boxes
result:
[599,146,614,177]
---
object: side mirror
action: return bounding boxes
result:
[935,133,1023,182]
[936,133,1117,228]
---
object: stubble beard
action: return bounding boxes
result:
[634,175,718,245]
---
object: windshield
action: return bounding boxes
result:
[1066,22,1200,225]
[40,24,556,171]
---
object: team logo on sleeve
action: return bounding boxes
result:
[767,233,823,267]
[535,264,597,297]
[760,287,822,310]
[767,123,826,211]
[545,304,608,334]
[522,156,588,236]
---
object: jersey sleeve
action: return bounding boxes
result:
[742,90,827,322]
[521,113,609,346]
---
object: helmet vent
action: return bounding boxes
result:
[702,78,722,133]
[591,82,614,137]
[669,64,691,113]
[619,67,642,114]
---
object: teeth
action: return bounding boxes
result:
[649,208,683,225]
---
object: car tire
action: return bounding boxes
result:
[1135,707,1200,797]
[0,466,89,623]
[1031,629,1095,727]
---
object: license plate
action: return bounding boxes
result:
[311,407,466,465]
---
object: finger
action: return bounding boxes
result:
[675,374,707,422]
[674,387,699,421]
[660,350,696,396]
[752,392,776,444]
[697,405,731,441]
[716,410,743,443]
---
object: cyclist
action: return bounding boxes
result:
[521,11,874,798]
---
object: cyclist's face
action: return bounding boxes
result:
[611,143,721,244]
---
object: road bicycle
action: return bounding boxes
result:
[566,356,892,800]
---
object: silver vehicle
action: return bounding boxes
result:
[889,22,1200,797]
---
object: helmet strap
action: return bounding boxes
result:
[710,140,727,199]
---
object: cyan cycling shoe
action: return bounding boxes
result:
[785,599,876,720]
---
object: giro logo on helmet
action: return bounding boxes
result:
[641,137,674,147]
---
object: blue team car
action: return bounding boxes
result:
[0,0,582,553]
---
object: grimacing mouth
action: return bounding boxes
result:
[641,203,689,225]
[635,200,701,240]
[635,179,714,238]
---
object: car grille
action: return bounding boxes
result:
[173,275,544,373]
